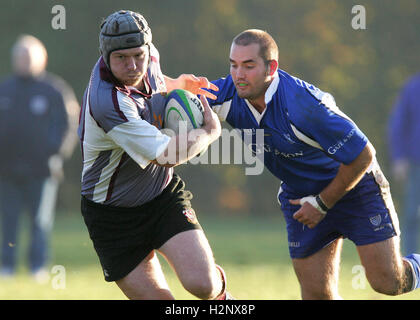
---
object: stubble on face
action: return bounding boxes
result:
[109,46,149,88]
[230,43,271,101]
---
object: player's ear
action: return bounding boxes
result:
[267,60,278,76]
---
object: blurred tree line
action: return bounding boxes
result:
[0,0,419,216]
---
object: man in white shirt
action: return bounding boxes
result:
[78,10,232,300]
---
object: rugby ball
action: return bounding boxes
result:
[163,89,204,133]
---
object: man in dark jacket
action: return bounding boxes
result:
[0,35,79,281]
[388,73,420,254]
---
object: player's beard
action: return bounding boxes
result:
[122,73,143,87]
[236,78,271,101]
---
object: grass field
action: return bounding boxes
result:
[1,212,419,300]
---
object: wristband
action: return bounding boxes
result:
[299,195,327,215]
[315,195,329,212]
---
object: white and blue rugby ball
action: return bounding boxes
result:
[164,89,204,133]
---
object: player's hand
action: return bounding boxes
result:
[176,74,219,100]
[48,154,64,182]
[200,95,221,139]
[289,198,326,229]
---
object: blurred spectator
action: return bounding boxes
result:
[388,72,420,254]
[0,35,79,281]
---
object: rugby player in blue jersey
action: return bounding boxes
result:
[206,29,420,299]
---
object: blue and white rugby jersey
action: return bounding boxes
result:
[78,44,173,207]
[208,69,369,196]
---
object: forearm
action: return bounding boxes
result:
[59,99,80,159]
[154,92,220,167]
[319,143,374,208]
[154,126,219,167]
[164,74,218,100]
[164,75,178,93]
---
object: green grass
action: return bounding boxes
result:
[1,213,419,300]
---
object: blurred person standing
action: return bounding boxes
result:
[0,35,79,281]
[388,73,420,254]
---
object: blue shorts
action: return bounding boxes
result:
[278,172,400,259]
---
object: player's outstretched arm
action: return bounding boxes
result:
[152,95,221,167]
[290,142,374,228]
[319,142,374,208]
[164,74,219,100]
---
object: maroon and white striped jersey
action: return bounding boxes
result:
[78,44,173,207]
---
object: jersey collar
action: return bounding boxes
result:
[244,71,280,125]
[264,70,279,105]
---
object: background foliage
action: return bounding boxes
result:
[0,0,419,216]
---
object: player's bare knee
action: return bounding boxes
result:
[367,273,401,296]
[185,280,217,300]
[302,287,337,300]
[123,290,148,300]
[116,280,148,300]
[183,274,219,300]
[370,281,400,296]
[301,277,341,300]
